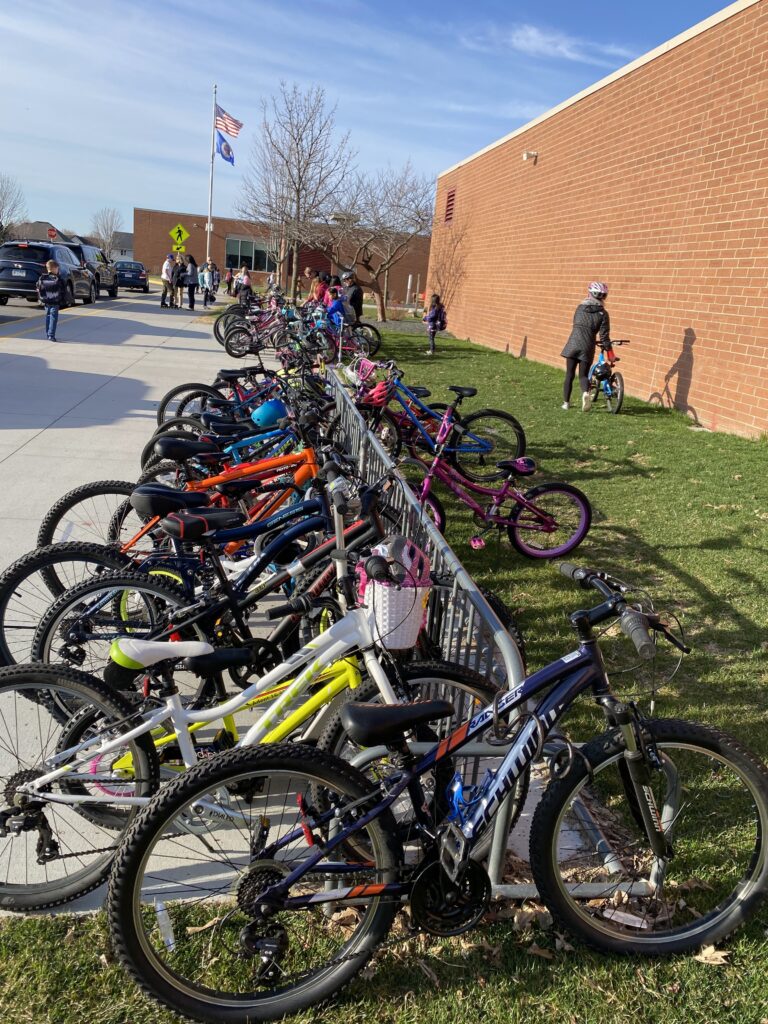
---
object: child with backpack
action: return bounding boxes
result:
[36,260,67,341]
[423,294,447,356]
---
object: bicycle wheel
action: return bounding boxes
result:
[0,663,157,911]
[0,542,131,666]
[140,423,206,471]
[156,384,224,426]
[225,330,254,358]
[108,743,401,1023]
[37,480,137,548]
[607,371,625,414]
[507,482,591,558]
[454,409,527,483]
[530,718,768,955]
[365,407,401,458]
[357,322,381,356]
[214,309,246,344]
[31,570,201,678]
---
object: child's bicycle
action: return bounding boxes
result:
[401,386,591,558]
[588,339,630,413]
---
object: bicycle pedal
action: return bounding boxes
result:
[469,536,486,550]
[439,821,471,882]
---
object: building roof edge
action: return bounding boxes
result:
[437,0,761,179]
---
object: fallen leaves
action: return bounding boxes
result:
[693,945,730,966]
[186,916,223,935]
[526,942,555,960]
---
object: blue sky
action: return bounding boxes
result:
[0,0,731,234]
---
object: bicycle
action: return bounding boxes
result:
[402,388,591,557]
[588,340,629,414]
[105,563,768,1022]
[0,514,499,911]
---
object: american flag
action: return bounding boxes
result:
[215,104,243,138]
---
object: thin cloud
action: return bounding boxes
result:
[459,22,636,67]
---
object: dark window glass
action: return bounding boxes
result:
[0,245,51,262]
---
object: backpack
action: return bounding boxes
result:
[341,297,357,324]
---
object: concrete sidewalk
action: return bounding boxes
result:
[0,293,234,569]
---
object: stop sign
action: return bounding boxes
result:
[47,227,56,239]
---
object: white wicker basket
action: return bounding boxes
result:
[364,580,431,650]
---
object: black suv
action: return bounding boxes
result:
[61,242,119,297]
[0,241,96,305]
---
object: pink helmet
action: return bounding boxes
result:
[588,281,608,298]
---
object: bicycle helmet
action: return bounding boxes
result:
[588,281,609,299]
[251,398,288,429]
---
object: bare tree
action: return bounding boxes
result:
[309,162,434,320]
[90,207,123,258]
[428,214,468,313]
[238,83,355,297]
[0,174,27,242]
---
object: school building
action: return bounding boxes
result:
[426,0,768,436]
[133,208,430,303]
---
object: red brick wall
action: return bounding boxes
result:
[134,209,430,306]
[427,1,768,437]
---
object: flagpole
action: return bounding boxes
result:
[206,83,217,261]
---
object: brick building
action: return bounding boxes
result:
[134,208,430,303]
[427,0,768,436]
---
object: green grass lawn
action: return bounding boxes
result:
[2,329,767,1023]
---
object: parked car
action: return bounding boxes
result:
[60,242,119,298]
[0,241,96,305]
[114,260,149,293]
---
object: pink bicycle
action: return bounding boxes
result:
[401,385,592,558]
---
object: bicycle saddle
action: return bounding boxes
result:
[340,699,455,747]
[447,385,477,399]
[153,436,223,462]
[159,508,246,541]
[110,636,214,669]
[183,647,254,675]
[496,456,537,477]
[216,368,250,381]
[198,417,252,436]
[409,386,431,399]
[130,484,210,518]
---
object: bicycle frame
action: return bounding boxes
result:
[589,347,620,400]
[23,608,401,809]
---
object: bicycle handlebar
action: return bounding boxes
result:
[559,562,656,659]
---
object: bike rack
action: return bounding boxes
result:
[326,368,529,892]
[326,367,625,899]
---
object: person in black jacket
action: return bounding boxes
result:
[341,270,363,321]
[171,254,185,308]
[36,260,67,341]
[561,282,611,411]
[184,254,198,310]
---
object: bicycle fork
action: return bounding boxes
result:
[608,700,676,891]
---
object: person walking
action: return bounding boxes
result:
[224,268,233,295]
[341,270,363,322]
[184,254,198,310]
[561,282,611,411]
[211,263,220,295]
[172,254,186,308]
[237,264,253,303]
[201,262,214,308]
[160,253,175,308]
[36,259,67,341]
[197,260,207,296]
[422,293,447,356]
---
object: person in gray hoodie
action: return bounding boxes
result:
[561,282,611,411]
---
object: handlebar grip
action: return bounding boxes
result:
[265,594,313,621]
[620,610,656,660]
[364,555,392,584]
[558,562,583,581]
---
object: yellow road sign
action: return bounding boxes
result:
[169,223,190,245]
[172,244,186,253]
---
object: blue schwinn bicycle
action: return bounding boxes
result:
[588,339,630,414]
[108,562,768,1021]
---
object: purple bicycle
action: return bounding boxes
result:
[402,385,592,558]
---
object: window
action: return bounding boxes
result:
[225,236,277,273]
[444,189,456,223]
[56,247,78,265]
[1,244,50,262]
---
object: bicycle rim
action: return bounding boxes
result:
[508,485,590,558]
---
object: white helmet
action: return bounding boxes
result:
[588,281,608,298]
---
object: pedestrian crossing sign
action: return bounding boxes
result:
[172,244,186,253]
[170,223,190,245]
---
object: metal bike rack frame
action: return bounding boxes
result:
[326,368,528,892]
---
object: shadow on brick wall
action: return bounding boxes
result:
[649,327,699,423]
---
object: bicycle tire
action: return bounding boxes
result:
[609,371,625,414]
[453,409,527,483]
[135,459,207,489]
[508,482,592,559]
[156,384,224,426]
[0,662,158,911]
[530,718,768,955]
[140,424,206,471]
[366,406,402,458]
[0,542,131,666]
[214,308,246,344]
[31,570,205,677]
[37,480,137,548]
[357,322,381,356]
[108,743,401,1022]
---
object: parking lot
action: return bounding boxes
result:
[0,292,231,569]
